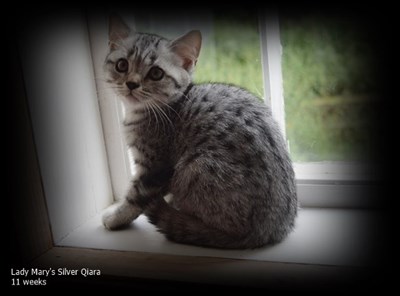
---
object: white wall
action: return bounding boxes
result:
[19,13,113,243]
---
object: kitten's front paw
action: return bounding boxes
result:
[102,202,142,230]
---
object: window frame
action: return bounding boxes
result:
[88,13,133,201]
[89,11,377,209]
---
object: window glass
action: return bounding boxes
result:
[194,11,263,97]
[280,14,380,162]
[126,12,381,164]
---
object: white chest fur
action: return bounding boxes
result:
[122,102,148,176]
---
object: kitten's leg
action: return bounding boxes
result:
[102,199,141,230]
[102,185,141,230]
[145,198,255,249]
[102,166,174,230]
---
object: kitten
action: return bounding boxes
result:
[102,15,298,249]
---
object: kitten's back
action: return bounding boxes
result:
[146,83,298,248]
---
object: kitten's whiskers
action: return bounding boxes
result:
[140,92,174,131]
[146,100,162,134]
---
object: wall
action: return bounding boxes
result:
[19,12,113,243]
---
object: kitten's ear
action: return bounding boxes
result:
[108,14,132,50]
[170,30,202,72]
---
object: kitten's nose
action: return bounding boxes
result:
[126,81,140,90]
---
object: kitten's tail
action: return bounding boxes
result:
[145,199,266,249]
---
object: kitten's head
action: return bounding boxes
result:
[104,15,201,106]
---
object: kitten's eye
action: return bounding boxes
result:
[115,58,129,73]
[147,66,164,81]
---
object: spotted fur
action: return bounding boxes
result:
[102,15,297,249]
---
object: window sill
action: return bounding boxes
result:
[55,207,382,267]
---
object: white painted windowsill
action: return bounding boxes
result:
[58,207,382,267]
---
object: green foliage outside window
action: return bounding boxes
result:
[196,13,378,162]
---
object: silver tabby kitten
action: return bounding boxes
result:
[102,15,298,249]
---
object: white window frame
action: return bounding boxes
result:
[88,11,378,209]
[88,14,133,202]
